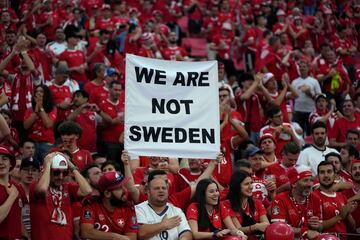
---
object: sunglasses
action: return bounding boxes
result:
[52,169,69,176]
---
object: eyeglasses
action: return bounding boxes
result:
[52,169,69,176]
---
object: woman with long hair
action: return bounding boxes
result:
[224,171,269,240]
[24,84,56,161]
[186,178,246,239]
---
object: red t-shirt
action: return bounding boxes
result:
[83,81,105,96]
[330,114,360,144]
[174,168,202,193]
[161,46,188,61]
[263,163,289,189]
[235,92,264,132]
[48,83,72,121]
[30,182,79,240]
[72,148,93,171]
[310,189,347,238]
[271,191,313,229]
[58,49,88,83]
[28,47,52,82]
[260,123,294,158]
[24,107,57,144]
[99,99,124,144]
[186,202,229,235]
[81,200,138,234]
[222,199,266,225]
[0,181,27,239]
[343,187,360,238]
[73,110,97,153]
[212,33,233,60]
[89,86,108,106]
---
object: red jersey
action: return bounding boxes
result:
[89,86,108,106]
[333,35,355,65]
[186,202,229,236]
[330,114,360,144]
[310,189,348,238]
[242,27,257,52]
[223,199,266,225]
[235,92,264,132]
[161,46,187,61]
[0,181,27,239]
[212,33,233,60]
[257,45,285,81]
[174,168,202,192]
[24,107,57,144]
[36,11,60,40]
[271,191,314,231]
[94,17,115,32]
[343,187,360,239]
[0,80,12,109]
[83,81,105,96]
[264,163,289,189]
[260,123,294,158]
[72,148,93,171]
[48,83,72,121]
[30,182,79,240]
[28,47,52,82]
[202,16,222,41]
[73,110,97,152]
[99,99,124,144]
[58,49,88,83]
[81,200,138,234]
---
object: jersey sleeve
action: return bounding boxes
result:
[186,203,198,221]
[255,199,267,217]
[124,206,139,233]
[80,203,96,225]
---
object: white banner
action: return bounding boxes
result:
[124,54,220,159]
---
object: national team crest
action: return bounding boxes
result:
[272,206,280,215]
[83,210,92,220]
[117,218,125,227]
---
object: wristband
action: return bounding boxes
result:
[70,166,78,173]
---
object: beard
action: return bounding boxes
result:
[169,40,177,44]
[110,193,125,207]
[320,181,334,189]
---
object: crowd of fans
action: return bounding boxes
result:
[1,0,360,239]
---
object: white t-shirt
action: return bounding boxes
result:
[297,145,339,176]
[291,76,322,113]
[46,41,67,56]
[135,201,191,240]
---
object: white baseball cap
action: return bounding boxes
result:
[51,154,68,170]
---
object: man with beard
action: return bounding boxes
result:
[343,160,360,239]
[81,163,103,196]
[297,121,339,176]
[161,32,188,61]
[310,160,356,239]
[30,152,92,240]
[135,177,192,240]
[271,164,321,239]
[80,171,138,240]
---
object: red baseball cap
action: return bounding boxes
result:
[0,145,15,171]
[258,133,276,145]
[98,171,130,193]
[287,165,312,185]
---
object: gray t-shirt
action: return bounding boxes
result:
[291,76,321,113]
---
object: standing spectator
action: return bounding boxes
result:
[135,177,192,240]
[297,121,339,176]
[67,90,98,153]
[30,152,92,240]
[223,171,270,239]
[98,81,124,163]
[56,121,92,171]
[310,160,356,237]
[83,63,105,97]
[48,63,73,122]
[264,142,301,193]
[19,140,36,159]
[161,32,188,61]
[291,60,322,135]
[309,94,340,131]
[260,107,300,158]
[46,27,67,57]
[80,171,138,239]
[345,129,360,150]
[186,178,245,239]
[35,0,60,41]
[270,165,320,239]
[58,27,88,86]
[23,85,57,162]
[330,99,360,148]
[0,145,28,239]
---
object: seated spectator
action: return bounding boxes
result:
[23,85,57,162]
[223,171,270,240]
[80,171,138,240]
[186,178,245,239]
